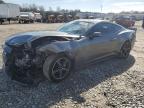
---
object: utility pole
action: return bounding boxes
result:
[101,4,103,13]
[101,1,103,19]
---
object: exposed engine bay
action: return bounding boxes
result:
[14,36,71,68]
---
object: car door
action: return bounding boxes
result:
[75,22,119,64]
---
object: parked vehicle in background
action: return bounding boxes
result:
[88,16,94,19]
[48,15,56,23]
[34,13,42,22]
[57,15,64,23]
[19,12,35,23]
[0,3,20,24]
[74,15,80,20]
[142,17,144,29]
[66,15,73,22]
[115,16,135,28]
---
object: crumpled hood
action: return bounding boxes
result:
[5,31,79,45]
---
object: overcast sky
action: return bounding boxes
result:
[4,0,144,13]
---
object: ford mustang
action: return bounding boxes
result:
[2,19,136,84]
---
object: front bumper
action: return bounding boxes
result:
[2,44,34,84]
[2,44,13,78]
[19,17,30,20]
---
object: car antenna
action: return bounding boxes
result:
[79,35,82,39]
[79,33,83,39]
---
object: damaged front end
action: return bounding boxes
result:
[3,42,45,84]
[2,33,75,85]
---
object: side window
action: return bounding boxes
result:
[90,22,122,35]
[112,24,124,31]
[90,23,112,35]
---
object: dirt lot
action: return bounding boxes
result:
[0,22,143,108]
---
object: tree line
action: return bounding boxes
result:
[1,0,144,15]
[0,0,4,4]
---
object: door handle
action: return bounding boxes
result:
[110,38,117,41]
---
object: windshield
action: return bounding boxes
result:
[20,12,29,16]
[58,21,95,35]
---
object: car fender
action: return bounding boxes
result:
[117,30,135,51]
[36,40,77,60]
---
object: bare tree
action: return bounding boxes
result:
[49,7,53,11]
[29,4,38,12]
[0,0,5,4]
[39,6,45,12]
[39,6,45,19]
[56,6,61,12]
[20,3,39,12]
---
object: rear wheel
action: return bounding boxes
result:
[43,54,72,82]
[119,41,131,59]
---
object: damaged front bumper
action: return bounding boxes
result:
[2,44,43,85]
[2,44,13,78]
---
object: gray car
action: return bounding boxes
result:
[2,19,136,84]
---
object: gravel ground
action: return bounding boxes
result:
[0,22,144,108]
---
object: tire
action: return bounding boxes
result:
[30,20,34,23]
[119,41,131,59]
[43,54,72,82]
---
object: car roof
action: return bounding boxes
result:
[76,19,125,28]
[74,19,109,24]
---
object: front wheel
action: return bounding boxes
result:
[43,55,72,82]
[119,41,131,59]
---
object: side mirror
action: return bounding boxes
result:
[89,32,102,39]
